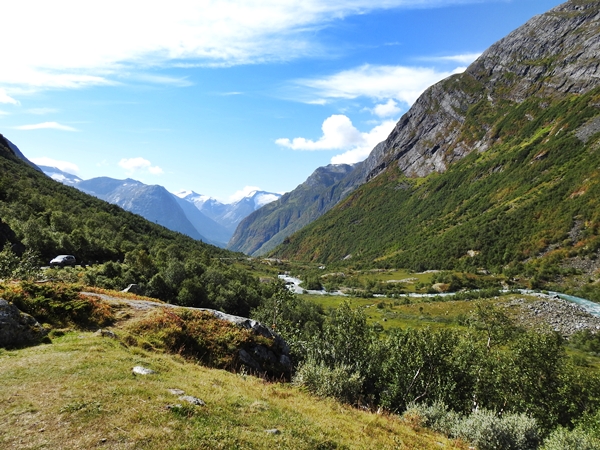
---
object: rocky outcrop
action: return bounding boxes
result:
[364,0,600,182]
[203,308,292,375]
[83,293,292,378]
[0,299,48,348]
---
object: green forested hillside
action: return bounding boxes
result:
[272,88,600,282]
[0,135,267,316]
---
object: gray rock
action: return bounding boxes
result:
[503,297,600,337]
[265,429,281,435]
[167,389,185,396]
[178,395,205,406]
[132,366,156,375]
[94,329,117,338]
[239,348,262,372]
[0,298,48,348]
[279,354,292,370]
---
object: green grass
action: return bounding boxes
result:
[0,332,466,449]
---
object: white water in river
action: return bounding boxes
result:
[278,275,600,318]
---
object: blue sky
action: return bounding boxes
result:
[0,0,563,202]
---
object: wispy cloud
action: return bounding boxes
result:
[422,52,481,65]
[27,107,59,115]
[0,88,19,105]
[118,157,163,175]
[372,99,402,118]
[277,115,362,151]
[0,0,487,96]
[14,121,78,131]
[229,185,262,203]
[293,64,463,106]
[331,119,397,164]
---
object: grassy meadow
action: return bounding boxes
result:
[0,331,464,450]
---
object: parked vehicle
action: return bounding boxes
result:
[49,255,76,267]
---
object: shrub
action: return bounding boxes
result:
[0,281,113,328]
[122,308,277,373]
[403,403,540,450]
[293,359,364,405]
[403,401,460,435]
[453,409,539,450]
[541,427,600,450]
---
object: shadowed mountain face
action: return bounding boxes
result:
[37,168,280,247]
[227,164,355,256]
[76,178,213,243]
[268,1,600,269]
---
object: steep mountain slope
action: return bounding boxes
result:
[77,177,209,242]
[272,0,600,274]
[228,164,355,256]
[0,134,227,264]
[56,176,230,247]
[4,138,42,173]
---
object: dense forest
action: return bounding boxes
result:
[0,135,268,317]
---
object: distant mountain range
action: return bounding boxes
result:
[39,166,281,247]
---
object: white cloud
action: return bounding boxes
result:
[0,88,19,105]
[295,64,463,106]
[30,156,80,174]
[14,121,77,131]
[118,157,163,175]
[276,115,362,150]
[372,99,402,118]
[0,1,484,92]
[424,52,481,65]
[229,185,262,203]
[276,114,397,164]
[331,119,397,164]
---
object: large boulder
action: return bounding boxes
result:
[199,308,292,378]
[0,298,48,348]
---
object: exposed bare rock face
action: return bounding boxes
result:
[366,0,600,181]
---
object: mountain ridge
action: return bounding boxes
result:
[269,0,600,276]
[230,0,600,258]
[37,167,281,247]
[227,163,356,256]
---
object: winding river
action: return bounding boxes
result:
[278,275,600,318]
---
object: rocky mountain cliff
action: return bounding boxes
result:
[228,163,355,256]
[232,1,600,259]
[270,0,600,270]
[359,0,600,183]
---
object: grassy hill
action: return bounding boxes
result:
[0,287,462,450]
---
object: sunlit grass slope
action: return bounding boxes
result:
[0,332,465,450]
